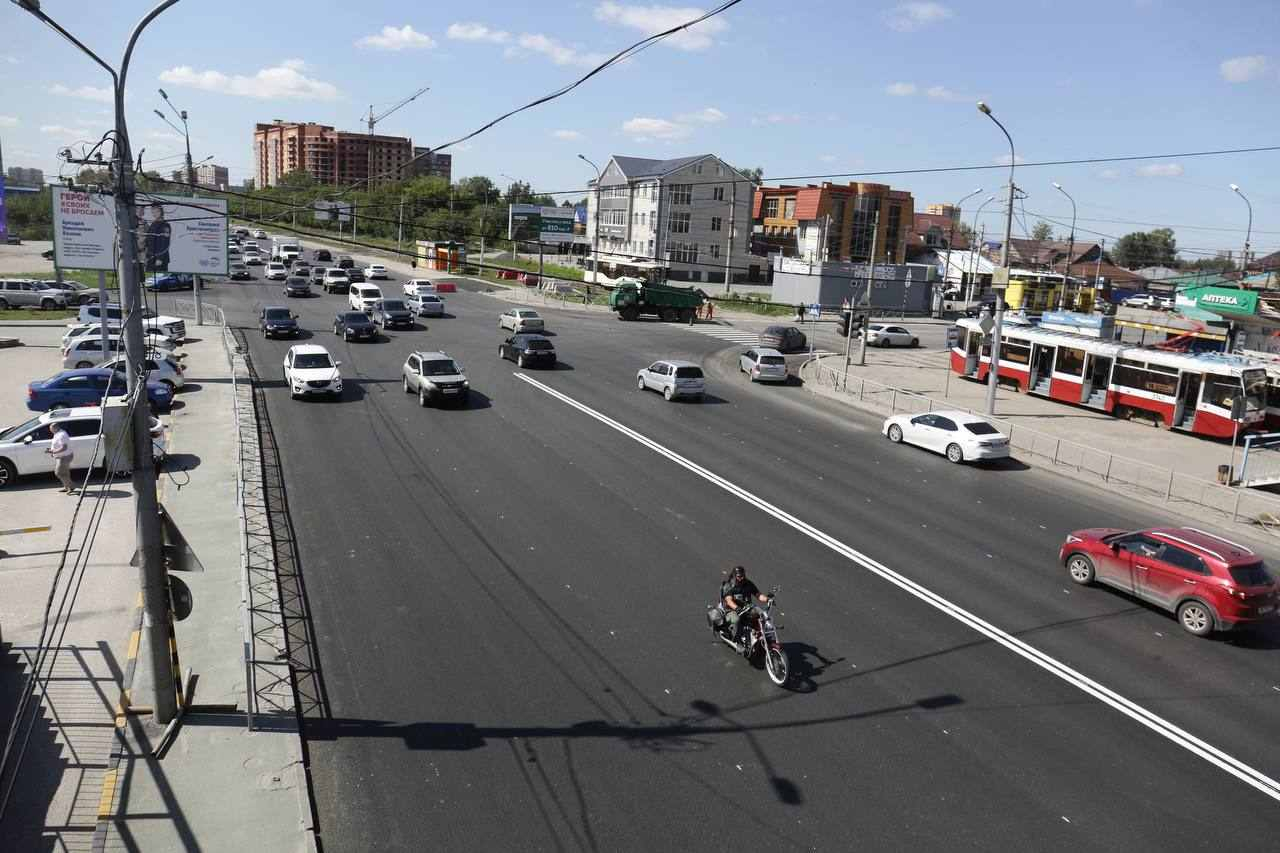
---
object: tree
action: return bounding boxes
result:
[1186,257,1236,273]
[455,175,497,204]
[76,167,112,187]
[734,165,764,185]
[1031,220,1054,241]
[1112,228,1178,269]
[278,169,316,189]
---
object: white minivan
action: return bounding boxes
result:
[348,284,383,313]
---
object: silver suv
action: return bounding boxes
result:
[401,351,469,407]
[0,279,69,310]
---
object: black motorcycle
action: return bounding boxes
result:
[707,589,789,686]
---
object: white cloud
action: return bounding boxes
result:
[0,115,18,127]
[2,55,18,65]
[594,2,729,51]
[509,33,606,67]
[40,124,92,136]
[679,106,726,123]
[159,60,339,100]
[819,154,838,163]
[49,83,113,103]
[884,2,952,32]
[622,116,689,141]
[356,24,436,51]
[447,22,511,43]
[993,153,1026,166]
[1098,168,1121,179]
[553,129,583,140]
[926,85,964,101]
[1219,55,1268,83]
[1136,162,1183,177]
[147,130,186,144]
[885,82,917,96]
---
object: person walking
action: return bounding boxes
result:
[46,422,76,494]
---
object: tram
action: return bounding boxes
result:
[950,317,1267,438]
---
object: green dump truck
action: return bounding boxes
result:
[608,277,704,322]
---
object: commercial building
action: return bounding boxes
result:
[584,154,755,285]
[253,120,413,188]
[924,202,961,222]
[410,147,452,182]
[751,182,914,265]
[770,255,935,313]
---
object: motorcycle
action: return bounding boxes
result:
[707,588,789,686]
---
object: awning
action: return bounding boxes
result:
[1115,317,1227,342]
[1175,305,1225,323]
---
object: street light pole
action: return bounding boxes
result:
[16,0,183,726]
[943,188,982,311]
[157,88,202,325]
[501,172,519,262]
[965,196,997,303]
[977,101,1017,418]
[1230,184,1253,276]
[1052,181,1077,310]
[578,154,602,286]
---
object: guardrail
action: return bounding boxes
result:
[811,355,1280,533]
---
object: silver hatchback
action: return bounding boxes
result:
[637,360,705,401]
[738,348,788,383]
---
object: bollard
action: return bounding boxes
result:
[890,389,898,413]
[1103,454,1113,483]
[1232,488,1242,522]
[1053,439,1061,464]
[1165,469,1175,502]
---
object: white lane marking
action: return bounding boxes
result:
[512,371,1280,804]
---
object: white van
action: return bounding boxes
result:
[348,284,383,313]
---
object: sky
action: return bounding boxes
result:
[2,0,1278,261]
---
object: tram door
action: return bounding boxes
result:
[964,329,981,376]
[1173,373,1201,429]
[1029,344,1055,393]
[1082,354,1112,407]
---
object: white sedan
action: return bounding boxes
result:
[364,264,390,280]
[500,309,544,333]
[882,409,1009,463]
[864,324,918,348]
[282,345,343,400]
[403,279,436,297]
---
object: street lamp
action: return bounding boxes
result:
[977,100,1017,417]
[1230,184,1253,276]
[965,195,998,303]
[1052,181,1077,310]
[155,88,203,326]
[500,172,519,259]
[578,154,602,285]
[943,187,982,305]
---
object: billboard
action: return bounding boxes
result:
[314,200,352,223]
[508,204,576,244]
[51,186,117,270]
[134,193,229,275]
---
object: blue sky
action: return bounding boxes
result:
[2,0,1278,260]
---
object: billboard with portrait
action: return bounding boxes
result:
[134,193,229,275]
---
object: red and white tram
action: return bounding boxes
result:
[950,318,1267,438]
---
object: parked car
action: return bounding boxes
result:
[637,360,704,401]
[337,255,355,269]
[403,279,436,297]
[77,305,185,341]
[0,279,69,310]
[322,269,349,294]
[402,351,469,407]
[408,293,444,317]
[42,281,99,305]
[1059,526,1279,636]
[882,410,1009,463]
[0,406,166,489]
[738,348,788,382]
[363,264,389,280]
[26,368,172,413]
[499,308,544,333]
[348,284,382,313]
[346,267,367,284]
[314,249,333,263]
[62,336,126,369]
[264,262,288,281]
[333,311,377,342]
[282,345,342,400]
[758,325,807,353]
[97,353,185,391]
[229,262,252,281]
[260,306,300,339]
[498,334,556,368]
[63,322,178,350]
[371,298,414,330]
[284,276,311,298]
[863,324,918,348]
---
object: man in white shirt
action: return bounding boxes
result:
[46,423,75,494]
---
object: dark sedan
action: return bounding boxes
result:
[499,334,557,368]
[333,311,377,342]
[284,276,312,298]
[759,324,807,353]
[371,298,414,330]
[346,267,366,283]
[27,368,173,413]
[337,256,354,269]
[315,249,333,263]
[260,306,299,339]
[230,262,253,281]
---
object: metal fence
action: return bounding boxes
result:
[811,355,1280,533]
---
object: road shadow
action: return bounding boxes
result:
[160,452,201,472]
[690,392,731,405]
[779,642,846,694]
[177,381,204,393]
[1221,620,1280,650]
[980,457,1033,472]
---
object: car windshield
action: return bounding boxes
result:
[963,422,1000,435]
[342,312,368,323]
[421,359,460,376]
[0,415,45,442]
[525,340,554,350]
[518,311,540,318]
[421,296,440,303]
[265,309,291,320]
[760,355,785,365]
[675,366,704,378]
[1228,562,1274,586]
[382,300,407,310]
[293,353,332,369]
[764,326,784,335]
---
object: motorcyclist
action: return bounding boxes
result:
[721,565,770,650]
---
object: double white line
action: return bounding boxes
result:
[513,372,1280,804]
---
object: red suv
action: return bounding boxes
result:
[1058,526,1278,636]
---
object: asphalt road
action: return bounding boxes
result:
[195,273,1280,852]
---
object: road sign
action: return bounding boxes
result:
[807,303,821,318]
[978,312,995,334]
[991,267,1010,288]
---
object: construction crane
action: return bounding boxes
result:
[364,85,429,136]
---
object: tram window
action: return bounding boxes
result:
[1203,374,1239,410]
[1056,347,1085,377]
[1000,338,1031,365]
[1113,360,1178,397]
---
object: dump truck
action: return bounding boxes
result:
[608,277,704,322]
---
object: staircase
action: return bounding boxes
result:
[1176,407,1196,430]
[1085,388,1106,408]
[1031,375,1052,395]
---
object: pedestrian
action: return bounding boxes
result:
[706,301,714,321]
[46,422,75,494]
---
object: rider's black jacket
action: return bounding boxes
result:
[721,576,760,606]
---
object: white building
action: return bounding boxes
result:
[584,154,755,286]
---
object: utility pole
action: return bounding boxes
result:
[977,101,1016,418]
[858,210,881,366]
[577,155,602,286]
[724,178,736,293]
[397,195,405,256]
[15,0,183,726]
[1230,184,1253,278]
[943,189,983,315]
[1052,182,1077,310]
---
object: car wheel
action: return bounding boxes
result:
[880,338,892,348]
[1066,554,1095,585]
[0,297,8,310]
[887,423,903,443]
[637,376,646,391]
[0,457,17,488]
[418,387,428,408]
[663,386,674,401]
[402,376,410,393]
[1177,600,1214,637]
[498,346,505,360]
[76,361,93,369]
[517,354,525,368]
[945,443,964,463]
[160,379,176,393]
[41,298,56,310]
[345,331,352,342]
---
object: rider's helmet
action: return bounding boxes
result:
[732,565,746,580]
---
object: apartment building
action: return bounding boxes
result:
[752,182,914,264]
[170,163,230,189]
[253,121,413,187]
[410,147,452,182]
[584,154,754,284]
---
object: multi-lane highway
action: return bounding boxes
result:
[202,269,1280,851]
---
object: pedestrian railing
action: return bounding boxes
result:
[811,355,1280,533]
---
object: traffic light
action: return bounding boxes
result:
[836,310,851,337]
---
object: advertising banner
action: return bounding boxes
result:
[134,193,229,275]
[51,186,117,270]
[508,204,576,244]
[314,200,352,223]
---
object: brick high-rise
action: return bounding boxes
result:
[253,120,414,188]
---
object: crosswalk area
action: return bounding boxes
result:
[683,324,839,357]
